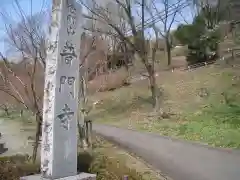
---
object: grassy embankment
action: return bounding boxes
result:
[90,62,240,149]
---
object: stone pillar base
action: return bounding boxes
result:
[20,173,96,180]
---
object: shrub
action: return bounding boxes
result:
[175,10,221,65]
[0,155,39,180]
[186,27,220,65]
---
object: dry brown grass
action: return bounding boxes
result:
[90,63,238,126]
[91,61,240,148]
[0,61,44,109]
[92,136,165,180]
[129,48,187,75]
[0,136,162,180]
[88,68,130,94]
[0,60,129,107]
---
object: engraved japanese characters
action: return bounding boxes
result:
[40,0,82,178]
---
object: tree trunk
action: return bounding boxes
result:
[146,64,160,110]
[4,107,9,116]
[32,114,42,163]
[20,110,23,117]
[85,120,92,150]
[77,112,88,150]
[149,73,160,110]
[77,120,85,147]
[88,121,92,150]
[78,64,88,149]
[231,49,235,60]
[85,120,89,145]
[166,40,172,66]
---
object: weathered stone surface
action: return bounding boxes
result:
[20,173,96,180]
[41,0,82,179]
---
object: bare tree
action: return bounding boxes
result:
[0,53,43,162]
[78,33,97,150]
[148,0,188,66]
[1,0,49,68]
[78,27,120,148]
[0,103,10,116]
[80,0,191,109]
[79,0,164,109]
[0,0,48,162]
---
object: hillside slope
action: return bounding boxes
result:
[90,62,240,149]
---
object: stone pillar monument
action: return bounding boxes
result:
[20,0,96,179]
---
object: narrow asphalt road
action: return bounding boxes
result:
[93,124,240,180]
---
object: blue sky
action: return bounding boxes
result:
[0,0,50,56]
[0,0,194,57]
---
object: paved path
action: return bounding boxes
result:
[93,124,240,180]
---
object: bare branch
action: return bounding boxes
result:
[0,0,46,114]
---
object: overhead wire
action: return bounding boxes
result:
[124,0,190,35]
[86,0,191,37]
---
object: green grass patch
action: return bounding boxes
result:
[0,109,34,122]
[131,96,240,149]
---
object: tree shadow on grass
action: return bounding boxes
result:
[77,152,94,173]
